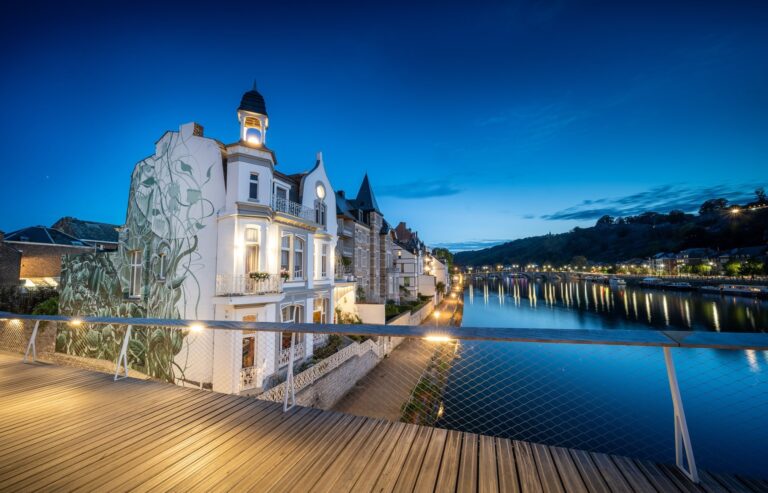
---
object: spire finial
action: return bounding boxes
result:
[252,79,258,91]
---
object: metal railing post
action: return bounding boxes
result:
[114,325,132,381]
[283,333,297,412]
[23,321,40,363]
[663,346,699,483]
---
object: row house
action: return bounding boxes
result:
[335,176,398,303]
[59,85,337,395]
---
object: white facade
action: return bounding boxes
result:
[115,89,338,395]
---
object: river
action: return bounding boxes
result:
[436,278,768,477]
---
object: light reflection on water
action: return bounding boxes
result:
[444,278,768,477]
[467,277,768,332]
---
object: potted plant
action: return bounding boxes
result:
[280,270,290,281]
[249,272,270,281]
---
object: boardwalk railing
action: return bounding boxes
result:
[1,311,767,482]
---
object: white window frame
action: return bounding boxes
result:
[249,173,259,201]
[320,244,329,279]
[280,233,306,281]
[129,250,143,299]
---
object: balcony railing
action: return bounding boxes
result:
[278,342,305,367]
[240,365,263,391]
[271,197,316,222]
[215,274,283,297]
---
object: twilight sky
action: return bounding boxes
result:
[1,1,766,251]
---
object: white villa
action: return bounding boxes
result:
[59,85,337,395]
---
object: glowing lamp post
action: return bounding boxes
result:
[434,310,440,327]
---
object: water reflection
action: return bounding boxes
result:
[453,277,768,477]
[467,277,768,333]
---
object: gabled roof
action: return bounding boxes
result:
[51,217,120,244]
[355,174,381,214]
[4,226,90,247]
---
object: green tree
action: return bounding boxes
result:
[571,256,588,269]
[756,187,767,204]
[699,198,728,215]
[596,215,614,226]
[724,260,741,277]
[431,248,454,269]
[436,281,446,296]
[741,259,764,277]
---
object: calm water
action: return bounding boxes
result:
[437,278,768,477]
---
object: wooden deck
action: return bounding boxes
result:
[0,352,765,493]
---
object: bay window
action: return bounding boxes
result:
[244,228,260,275]
[280,233,306,281]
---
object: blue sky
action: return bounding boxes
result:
[1,1,766,251]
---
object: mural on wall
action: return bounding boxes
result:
[59,130,221,383]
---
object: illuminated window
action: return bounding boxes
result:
[245,228,259,275]
[321,244,328,278]
[129,250,143,298]
[280,233,306,281]
[242,314,257,368]
[313,298,329,324]
[294,237,304,279]
[280,304,305,353]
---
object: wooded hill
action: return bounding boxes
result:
[454,198,768,267]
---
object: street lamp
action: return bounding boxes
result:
[434,310,440,327]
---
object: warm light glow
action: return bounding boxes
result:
[246,134,261,145]
[425,335,452,343]
[434,310,440,319]
[730,208,740,215]
[70,319,82,326]
[189,323,205,333]
[316,183,326,199]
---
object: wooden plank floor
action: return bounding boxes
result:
[0,352,766,493]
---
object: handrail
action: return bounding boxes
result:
[2,311,767,350]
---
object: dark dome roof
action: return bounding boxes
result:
[238,88,268,116]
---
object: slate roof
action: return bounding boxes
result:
[51,217,120,244]
[4,226,90,247]
[238,84,268,116]
[354,174,381,214]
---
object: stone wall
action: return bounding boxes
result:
[291,347,381,408]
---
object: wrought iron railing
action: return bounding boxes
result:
[215,274,283,296]
[271,196,316,222]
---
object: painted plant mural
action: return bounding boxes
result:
[59,130,221,383]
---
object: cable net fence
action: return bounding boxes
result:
[1,317,767,478]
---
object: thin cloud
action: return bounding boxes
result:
[431,239,507,252]
[542,184,764,221]
[377,179,462,199]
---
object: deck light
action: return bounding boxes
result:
[189,323,205,333]
[70,319,82,326]
[425,335,452,343]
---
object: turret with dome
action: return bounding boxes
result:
[238,82,269,147]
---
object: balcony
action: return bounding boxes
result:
[215,274,283,297]
[272,196,317,223]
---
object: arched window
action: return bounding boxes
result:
[315,200,327,226]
